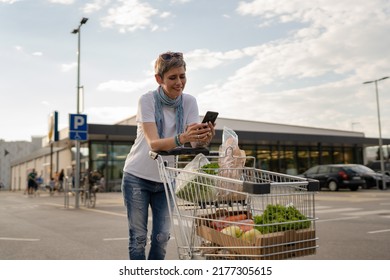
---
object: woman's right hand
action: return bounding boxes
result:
[181,123,212,146]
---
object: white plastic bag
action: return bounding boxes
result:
[175,153,210,193]
[218,126,246,195]
[175,154,217,203]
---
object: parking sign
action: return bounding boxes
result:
[69,114,88,141]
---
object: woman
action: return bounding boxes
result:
[121,51,215,260]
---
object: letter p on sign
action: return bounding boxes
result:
[70,114,87,131]
[74,115,85,130]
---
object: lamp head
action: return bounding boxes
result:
[71,29,79,34]
[81,17,88,24]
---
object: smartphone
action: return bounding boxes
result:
[202,111,219,124]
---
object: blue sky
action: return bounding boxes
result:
[1,0,390,141]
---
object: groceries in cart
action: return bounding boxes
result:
[217,126,247,196]
[175,153,218,204]
[195,202,316,260]
[175,126,249,205]
[152,126,319,260]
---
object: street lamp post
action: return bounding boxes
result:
[363,76,389,190]
[72,17,88,208]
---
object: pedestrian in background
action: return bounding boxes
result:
[27,169,37,196]
[49,177,56,196]
[58,169,65,192]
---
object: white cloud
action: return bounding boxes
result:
[14,45,44,58]
[83,0,390,137]
[41,101,50,107]
[100,0,167,33]
[85,106,137,124]
[0,0,18,3]
[160,11,171,19]
[48,0,74,4]
[97,77,155,93]
[231,0,390,85]
[82,0,110,14]
[170,0,191,3]
[187,0,390,137]
[185,49,248,71]
[61,62,77,72]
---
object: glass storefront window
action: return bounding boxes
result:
[283,146,298,175]
[343,147,353,164]
[71,143,89,161]
[83,139,365,191]
[310,150,319,166]
[90,143,107,161]
[297,147,310,174]
[269,145,279,171]
[333,147,343,163]
[257,146,271,170]
[241,145,256,167]
[88,141,132,192]
[321,147,332,164]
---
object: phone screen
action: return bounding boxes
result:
[202,111,219,124]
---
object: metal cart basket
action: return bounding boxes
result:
[150,148,319,260]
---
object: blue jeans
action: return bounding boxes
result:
[121,172,172,260]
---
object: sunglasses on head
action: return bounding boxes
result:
[160,52,183,61]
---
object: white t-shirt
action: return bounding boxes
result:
[123,90,200,182]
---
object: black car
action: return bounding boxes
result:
[300,164,366,191]
[366,161,390,176]
[352,164,390,189]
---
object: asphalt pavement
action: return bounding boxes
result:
[1,188,390,260]
[0,190,181,260]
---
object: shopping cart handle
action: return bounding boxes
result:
[149,147,210,158]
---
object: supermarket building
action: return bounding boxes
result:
[10,116,390,192]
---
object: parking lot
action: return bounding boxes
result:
[1,188,390,260]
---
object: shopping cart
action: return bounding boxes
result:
[150,147,319,260]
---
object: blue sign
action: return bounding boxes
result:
[69,114,88,141]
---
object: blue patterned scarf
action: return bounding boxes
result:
[153,86,184,138]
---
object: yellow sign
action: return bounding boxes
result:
[48,112,54,141]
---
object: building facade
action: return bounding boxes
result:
[1,137,42,190]
[9,116,390,192]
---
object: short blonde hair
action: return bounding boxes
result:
[154,51,186,78]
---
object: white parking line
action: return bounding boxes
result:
[82,207,127,217]
[103,237,128,241]
[0,237,40,242]
[367,229,390,234]
[103,237,176,241]
[317,216,359,223]
[316,207,361,214]
[315,205,332,209]
[344,210,390,216]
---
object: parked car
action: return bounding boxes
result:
[352,164,390,189]
[300,164,366,191]
[366,161,390,176]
